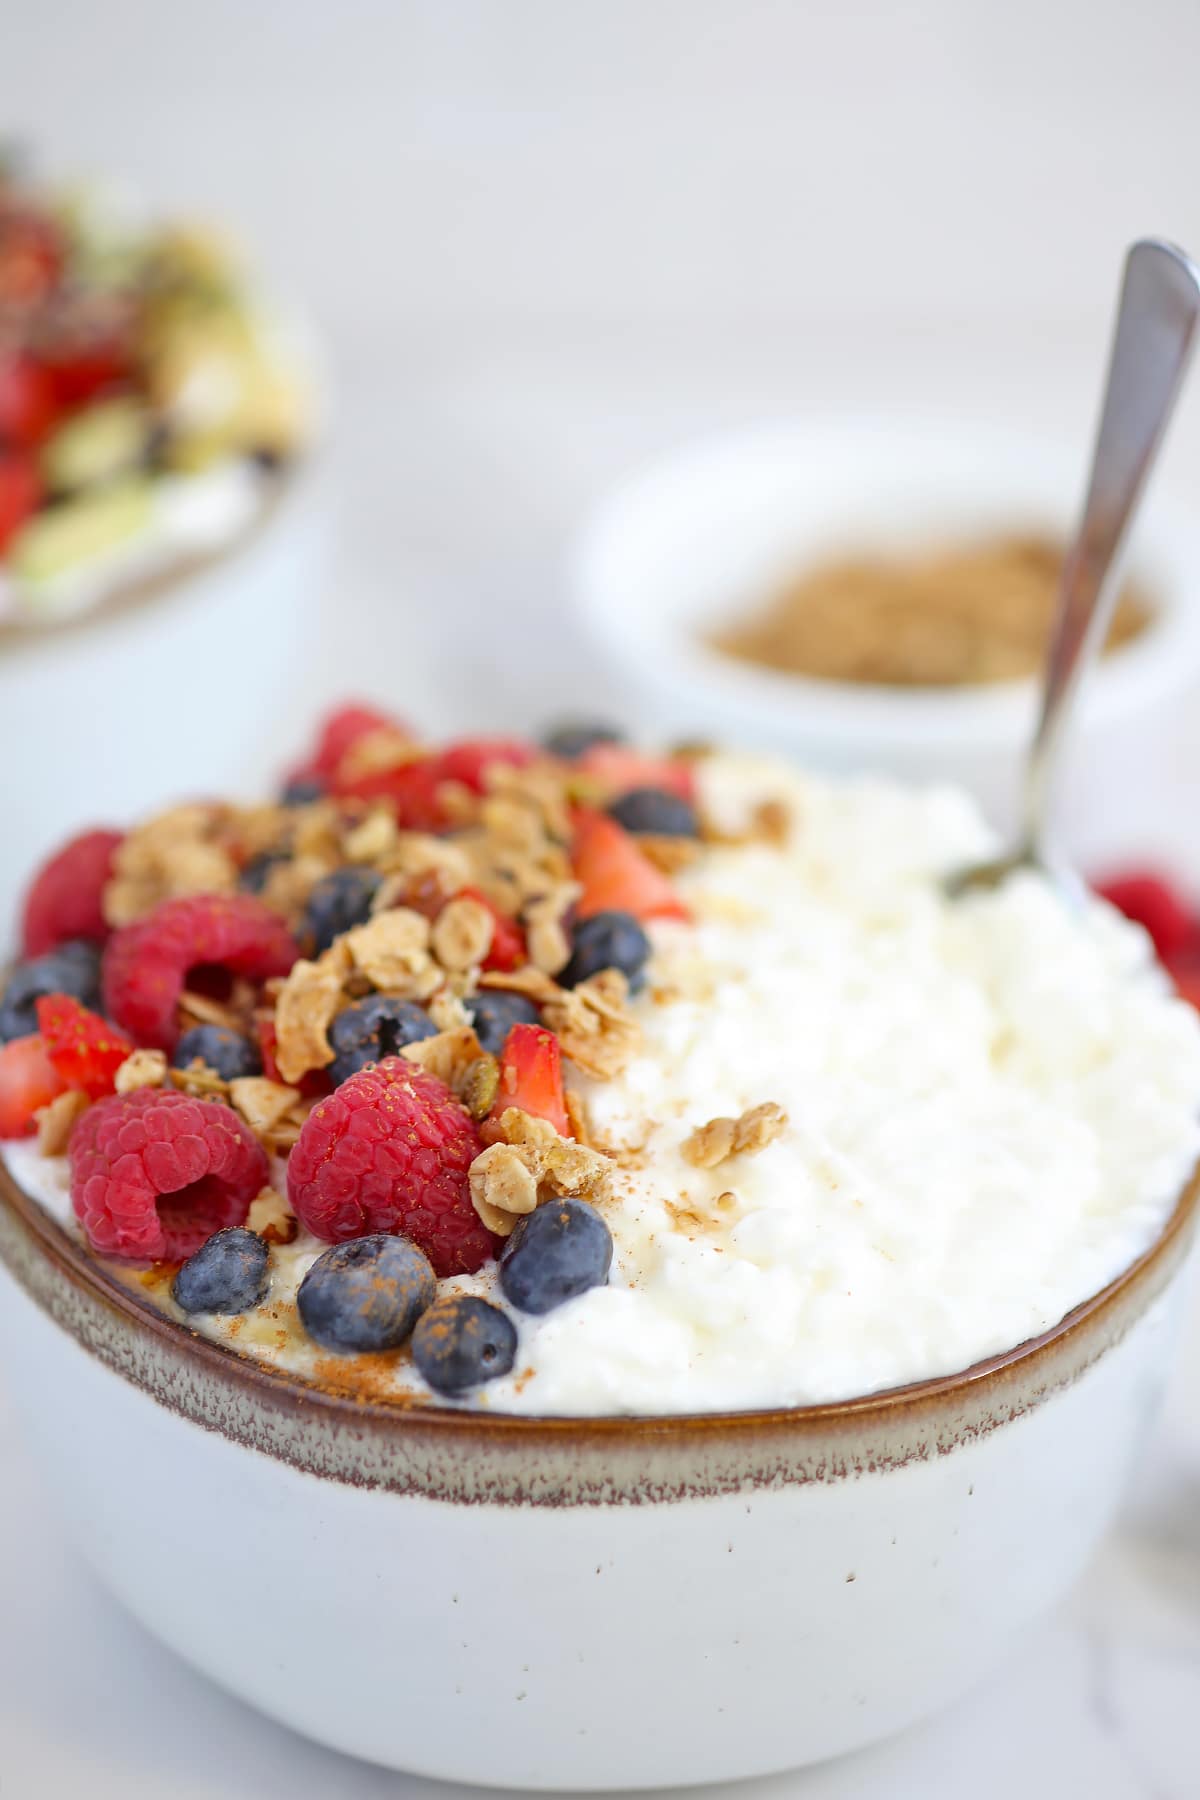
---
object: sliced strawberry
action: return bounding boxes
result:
[571,809,689,923]
[0,1035,69,1138]
[0,353,58,448]
[453,886,527,973]
[36,995,133,1099]
[0,207,62,310]
[312,702,410,779]
[435,737,536,794]
[576,743,696,802]
[490,1023,571,1138]
[0,450,42,554]
[334,754,450,831]
[1095,873,1199,964]
[42,339,131,409]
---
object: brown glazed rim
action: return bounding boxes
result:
[3,1152,1197,1461]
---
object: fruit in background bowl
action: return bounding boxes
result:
[0,162,312,626]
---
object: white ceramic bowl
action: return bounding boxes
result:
[0,456,331,934]
[571,419,1200,837]
[0,1159,1194,1789]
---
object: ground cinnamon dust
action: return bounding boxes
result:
[710,533,1151,687]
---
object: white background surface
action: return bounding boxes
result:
[4,3,1200,1794]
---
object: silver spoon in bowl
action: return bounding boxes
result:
[948,238,1200,899]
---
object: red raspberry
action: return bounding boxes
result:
[102,894,299,1051]
[69,1086,270,1262]
[1095,872,1199,965]
[287,1058,495,1276]
[20,827,123,957]
[36,994,133,1098]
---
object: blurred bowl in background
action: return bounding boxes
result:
[0,447,331,935]
[571,419,1200,840]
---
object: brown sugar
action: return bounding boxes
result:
[710,532,1151,687]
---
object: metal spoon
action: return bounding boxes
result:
[948,238,1200,899]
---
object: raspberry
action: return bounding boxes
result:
[102,894,299,1051]
[287,1058,494,1276]
[21,827,123,956]
[69,1086,270,1262]
[36,994,133,1098]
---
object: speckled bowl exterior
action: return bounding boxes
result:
[0,1159,1195,1786]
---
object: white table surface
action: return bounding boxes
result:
[6,2,1200,1791]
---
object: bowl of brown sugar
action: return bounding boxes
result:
[572,418,1200,835]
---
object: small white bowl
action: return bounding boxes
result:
[571,418,1200,834]
[0,454,331,937]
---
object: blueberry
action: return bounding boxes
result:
[542,721,624,760]
[412,1294,518,1395]
[297,1234,436,1353]
[302,866,381,955]
[559,910,650,991]
[281,773,326,806]
[172,1024,263,1081]
[608,785,699,839]
[499,1199,613,1315]
[172,1228,270,1316]
[464,989,541,1057]
[238,849,288,895]
[327,995,438,1085]
[0,939,103,1042]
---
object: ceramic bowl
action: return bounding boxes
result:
[570,419,1200,840]
[0,1158,1194,1789]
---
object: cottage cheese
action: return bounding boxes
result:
[8,755,1200,1415]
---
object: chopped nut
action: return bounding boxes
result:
[682,1101,789,1168]
[169,1060,230,1099]
[103,803,236,926]
[272,939,350,1083]
[460,1055,500,1119]
[35,1088,90,1155]
[542,969,641,1079]
[468,1105,614,1234]
[401,1025,485,1092]
[336,726,420,783]
[431,895,494,972]
[522,883,580,975]
[177,988,243,1033]
[343,907,437,997]
[342,807,399,864]
[564,1086,592,1146]
[477,966,560,1006]
[428,987,470,1032]
[375,833,472,895]
[114,1048,169,1094]
[246,1185,298,1246]
[637,835,703,875]
[229,1077,302,1137]
[469,1143,540,1234]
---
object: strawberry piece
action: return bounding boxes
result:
[42,339,130,409]
[334,754,450,831]
[571,809,689,923]
[1095,873,1199,964]
[0,206,62,309]
[0,451,42,555]
[0,1035,69,1138]
[455,886,527,973]
[36,995,133,1099]
[20,827,123,957]
[255,1014,330,1100]
[435,737,537,794]
[0,353,58,448]
[577,744,696,802]
[490,1023,571,1138]
[312,702,410,778]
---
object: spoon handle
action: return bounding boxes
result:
[1025,238,1200,840]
